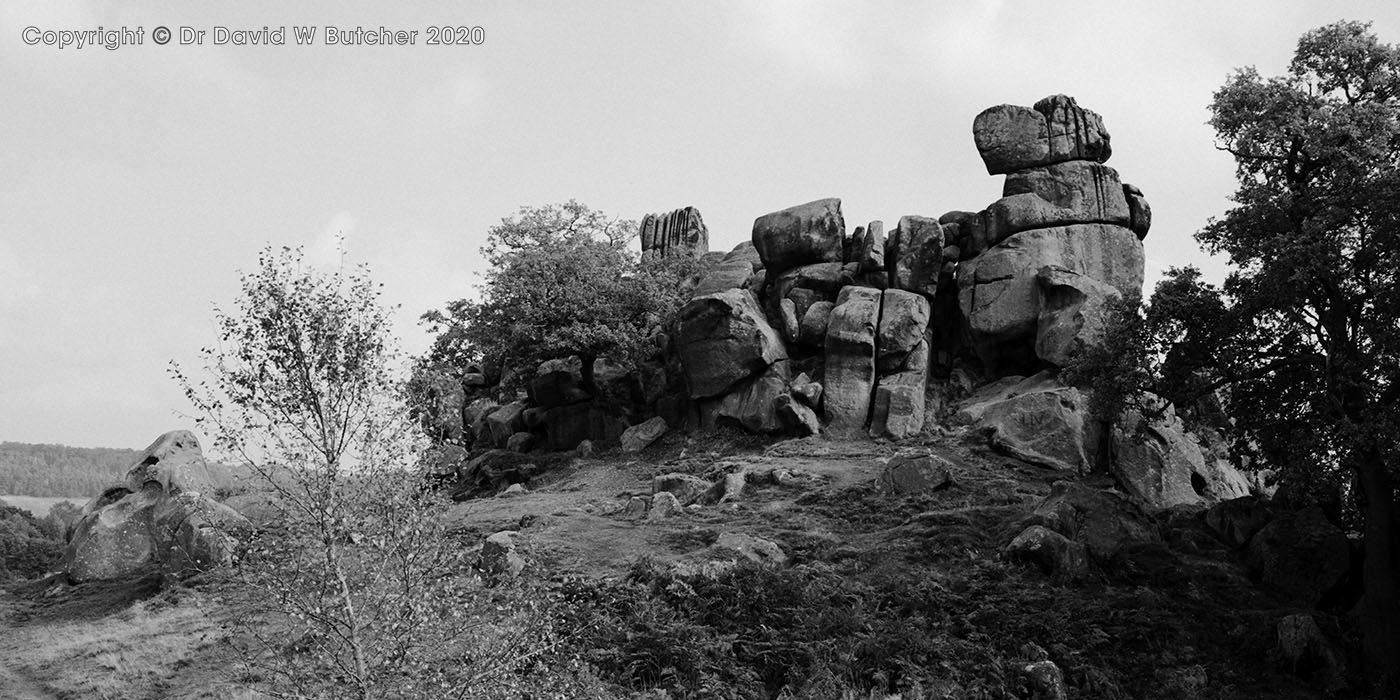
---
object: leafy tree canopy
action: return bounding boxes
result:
[1148,20,1400,686]
[421,200,694,393]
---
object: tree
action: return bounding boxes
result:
[1153,21,1400,690]
[172,245,490,699]
[421,200,694,395]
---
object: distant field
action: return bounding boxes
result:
[0,495,85,517]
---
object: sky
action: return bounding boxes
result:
[3,0,1399,449]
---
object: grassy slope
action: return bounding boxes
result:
[0,427,1345,699]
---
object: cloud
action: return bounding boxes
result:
[409,64,489,130]
[734,0,877,82]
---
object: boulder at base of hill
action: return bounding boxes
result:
[957,372,1097,472]
[1021,480,1158,564]
[477,531,526,583]
[711,532,787,567]
[877,453,953,495]
[61,431,251,583]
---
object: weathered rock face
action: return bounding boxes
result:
[641,206,709,259]
[1033,267,1122,369]
[751,198,846,277]
[958,223,1143,374]
[61,431,250,583]
[675,289,787,399]
[1111,405,1252,511]
[973,95,1111,175]
[989,161,1130,242]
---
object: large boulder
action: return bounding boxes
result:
[972,94,1111,175]
[885,215,944,299]
[751,198,846,276]
[958,372,1097,472]
[1247,506,1350,606]
[957,223,1144,375]
[823,286,881,436]
[675,289,787,398]
[988,161,1130,243]
[61,431,251,583]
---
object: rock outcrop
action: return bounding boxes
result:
[61,431,250,583]
[960,95,1145,376]
[641,206,709,260]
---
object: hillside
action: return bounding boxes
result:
[0,442,140,497]
[0,428,1351,699]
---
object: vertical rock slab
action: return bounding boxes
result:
[877,290,931,360]
[751,198,846,276]
[886,215,944,298]
[823,286,881,436]
[675,289,788,398]
[855,220,885,273]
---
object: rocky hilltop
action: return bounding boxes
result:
[425,94,1245,515]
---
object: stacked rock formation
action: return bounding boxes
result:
[640,206,709,260]
[955,95,1149,375]
[61,430,250,583]
[671,197,944,439]
[667,96,1150,440]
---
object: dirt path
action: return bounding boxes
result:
[0,595,61,700]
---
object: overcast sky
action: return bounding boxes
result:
[3,1,1398,449]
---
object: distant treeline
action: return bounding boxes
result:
[0,441,140,497]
